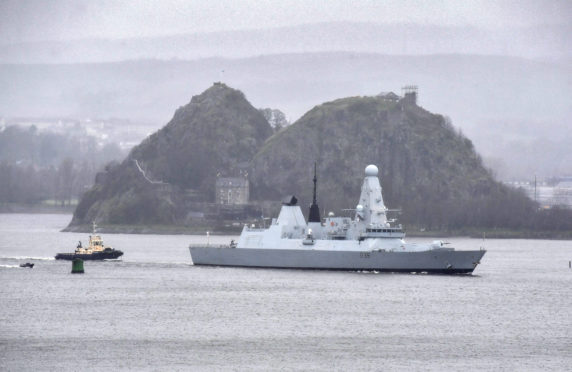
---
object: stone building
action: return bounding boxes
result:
[215,177,249,205]
[377,91,400,102]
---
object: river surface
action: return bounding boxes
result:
[1,214,571,371]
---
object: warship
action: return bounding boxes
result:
[55,222,123,260]
[189,164,486,274]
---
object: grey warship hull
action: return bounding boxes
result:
[189,164,487,274]
[189,246,486,274]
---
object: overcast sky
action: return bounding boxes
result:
[1,0,571,44]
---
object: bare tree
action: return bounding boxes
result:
[58,158,74,206]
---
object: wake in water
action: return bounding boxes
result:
[0,264,23,268]
[0,256,54,261]
[122,261,192,269]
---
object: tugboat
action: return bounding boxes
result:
[189,164,486,274]
[55,222,123,260]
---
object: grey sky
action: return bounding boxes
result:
[1,0,571,44]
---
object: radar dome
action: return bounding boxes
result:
[365,164,378,176]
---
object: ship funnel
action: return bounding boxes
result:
[282,195,298,206]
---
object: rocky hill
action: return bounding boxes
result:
[250,95,536,230]
[68,83,273,227]
[68,83,569,234]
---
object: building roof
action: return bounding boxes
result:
[377,91,400,100]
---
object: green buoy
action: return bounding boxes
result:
[71,258,84,274]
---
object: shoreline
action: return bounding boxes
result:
[0,204,75,214]
[62,223,572,240]
[62,224,242,236]
[3,207,569,240]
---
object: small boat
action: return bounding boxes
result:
[55,222,123,261]
[19,262,34,268]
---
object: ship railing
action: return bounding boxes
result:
[363,232,405,238]
[188,244,233,249]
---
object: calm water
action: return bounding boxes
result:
[1,214,571,371]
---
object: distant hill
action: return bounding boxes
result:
[2,22,570,64]
[2,53,569,128]
[68,83,273,227]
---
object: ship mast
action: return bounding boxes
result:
[308,162,321,222]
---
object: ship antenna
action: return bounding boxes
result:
[308,162,321,222]
[313,162,317,205]
[92,221,97,234]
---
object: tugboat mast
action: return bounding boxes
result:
[308,162,321,223]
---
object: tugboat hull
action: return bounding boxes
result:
[189,246,485,274]
[55,251,123,260]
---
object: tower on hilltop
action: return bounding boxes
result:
[401,85,418,105]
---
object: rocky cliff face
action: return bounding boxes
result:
[128,83,272,194]
[69,83,273,227]
[251,96,535,230]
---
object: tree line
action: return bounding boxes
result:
[0,125,125,206]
